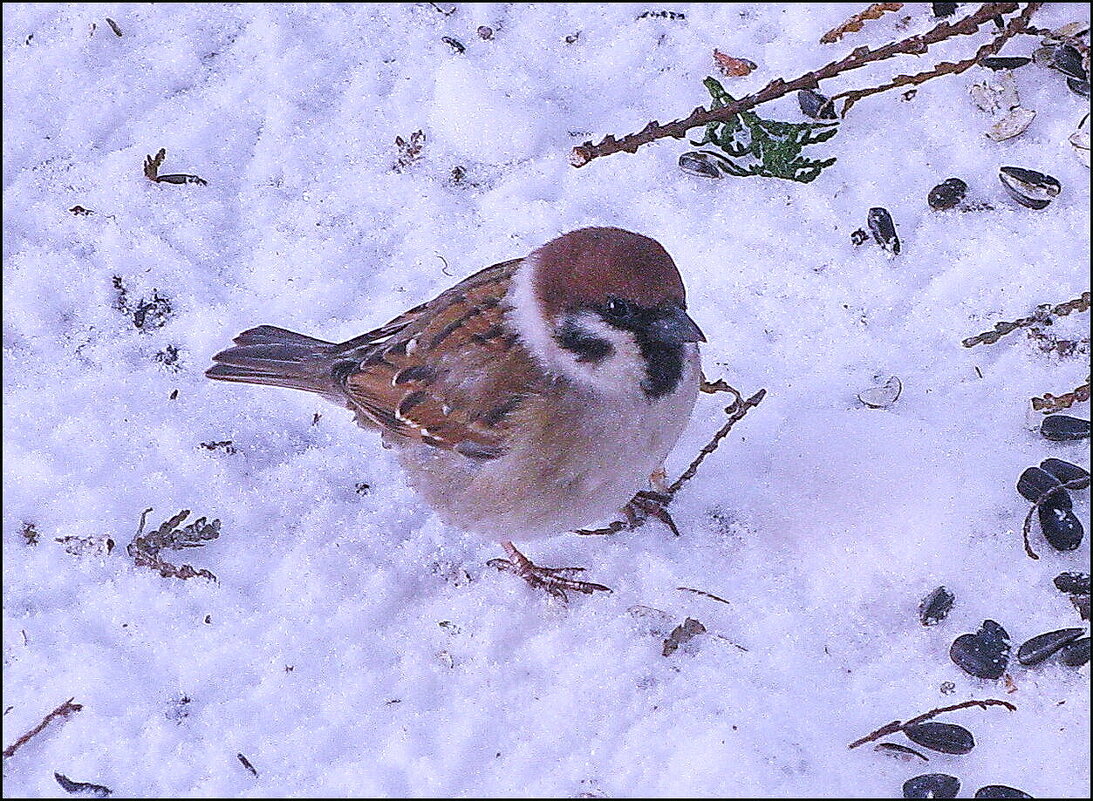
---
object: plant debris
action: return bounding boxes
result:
[961,293,1090,348]
[848,699,1015,750]
[199,440,236,454]
[54,773,112,797]
[441,36,465,54]
[1032,379,1090,413]
[105,18,122,37]
[126,508,221,581]
[112,275,174,331]
[237,753,258,777]
[821,3,904,45]
[21,522,39,545]
[55,534,114,556]
[689,77,838,183]
[68,205,94,215]
[713,50,756,77]
[3,698,83,759]
[143,148,207,185]
[662,617,706,656]
[875,742,929,762]
[154,344,181,371]
[393,130,425,172]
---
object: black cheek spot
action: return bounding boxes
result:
[554,321,614,364]
[637,340,685,399]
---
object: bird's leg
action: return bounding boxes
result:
[621,490,680,536]
[488,541,612,602]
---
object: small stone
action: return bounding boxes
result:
[1039,458,1090,488]
[867,207,900,254]
[678,151,721,179]
[999,166,1061,210]
[974,786,1033,799]
[919,586,955,626]
[904,773,961,799]
[1041,415,1091,441]
[798,88,836,120]
[1058,636,1090,667]
[1016,628,1084,665]
[1054,571,1091,595]
[928,178,968,210]
[950,619,1010,679]
[904,722,975,755]
[1039,503,1083,551]
[981,56,1032,70]
[1016,466,1066,504]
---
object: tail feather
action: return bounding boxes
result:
[206,325,339,396]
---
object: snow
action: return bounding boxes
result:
[3,3,1089,797]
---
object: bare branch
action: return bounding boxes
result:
[3,698,83,759]
[848,699,1016,749]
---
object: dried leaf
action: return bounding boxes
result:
[713,50,756,77]
[821,3,904,45]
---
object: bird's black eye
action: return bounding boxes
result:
[604,297,630,319]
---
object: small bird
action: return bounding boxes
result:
[207,227,705,598]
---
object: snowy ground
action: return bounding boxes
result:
[3,3,1090,797]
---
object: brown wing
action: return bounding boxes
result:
[333,258,542,459]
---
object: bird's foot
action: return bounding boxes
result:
[622,490,681,536]
[488,541,612,602]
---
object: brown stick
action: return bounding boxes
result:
[830,3,1041,115]
[3,698,83,759]
[667,389,767,497]
[570,3,1023,168]
[848,699,1017,749]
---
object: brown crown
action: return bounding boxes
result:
[531,227,686,319]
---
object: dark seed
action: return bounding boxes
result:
[1017,628,1084,665]
[1068,78,1091,98]
[920,586,955,626]
[981,56,1032,70]
[974,786,1033,798]
[798,88,836,120]
[932,3,959,17]
[950,619,1010,679]
[477,25,493,40]
[1041,415,1091,441]
[904,722,975,755]
[442,36,465,54]
[904,773,961,799]
[1059,636,1090,667]
[1039,458,1090,488]
[1039,503,1083,551]
[1054,571,1091,595]
[679,151,721,179]
[928,178,968,210]
[850,229,869,246]
[999,166,1061,210]
[1052,44,1087,80]
[1073,595,1091,621]
[876,742,929,762]
[867,207,900,254]
[1016,466,1065,504]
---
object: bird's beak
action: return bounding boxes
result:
[650,307,706,344]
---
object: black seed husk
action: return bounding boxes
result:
[1039,458,1090,489]
[1054,571,1091,595]
[1016,466,1064,504]
[920,586,955,626]
[1059,636,1090,667]
[904,722,975,755]
[798,88,836,119]
[1041,415,1091,441]
[678,152,721,179]
[928,178,968,210]
[876,742,929,762]
[981,56,1031,70]
[974,785,1033,798]
[867,207,900,254]
[1052,44,1087,80]
[1016,628,1084,665]
[904,773,961,799]
[999,166,1061,210]
[950,620,1010,679]
[1039,504,1084,551]
[1068,78,1091,98]
[932,3,958,17]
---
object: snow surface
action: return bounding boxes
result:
[3,3,1090,797]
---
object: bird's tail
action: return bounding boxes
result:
[206,325,339,396]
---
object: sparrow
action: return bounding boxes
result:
[206,227,705,599]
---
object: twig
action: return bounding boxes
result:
[571,3,1024,167]
[3,698,83,759]
[820,3,904,45]
[848,699,1016,749]
[830,3,1040,115]
[1020,478,1090,560]
[678,586,733,605]
[1032,379,1091,413]
[962,293,1091,348]
[576,386,767,536]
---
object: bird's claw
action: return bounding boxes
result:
[622,490,681,536]
[489,545,612,602]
